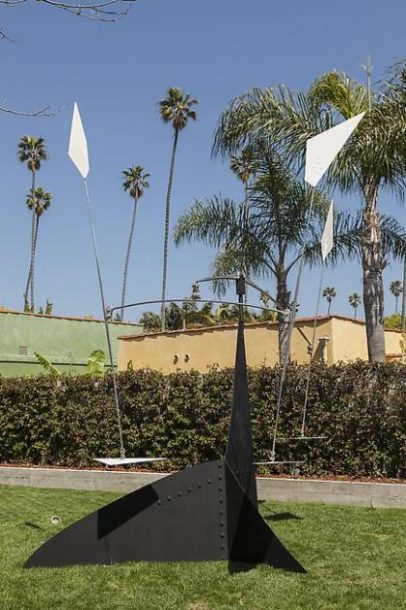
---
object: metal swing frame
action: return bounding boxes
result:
[184,274,311,468]
[106,273,306,469]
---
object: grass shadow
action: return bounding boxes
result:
[263,512,303,522]
[24,521,44,531]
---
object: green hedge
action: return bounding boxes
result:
[0,362,405,478]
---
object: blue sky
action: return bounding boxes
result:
[0,0,405,322]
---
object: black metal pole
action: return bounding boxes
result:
[235,273,246,322]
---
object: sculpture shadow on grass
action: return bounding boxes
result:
[264,512,304,522]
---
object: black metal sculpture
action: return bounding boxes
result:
[25,277,305,573]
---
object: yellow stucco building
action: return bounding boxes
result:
[117,315,404,374]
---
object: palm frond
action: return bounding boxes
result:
[122,165,150,200]
[159,87,198,131]
[174,196,241,248]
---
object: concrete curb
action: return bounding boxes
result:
[1,466,405,509]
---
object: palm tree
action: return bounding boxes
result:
[390,67,406,332]
[121,165,150,321]
[212,66,406,361]
[230,147,258,303]
[18,135,47,311]
[230,146,258,227]
[323,287,336,315]
[159,87,198,331]
[165,302,184,331]
[348,292,361,319]
[24,186,51,312]
[174,144,361,364]
[390,280,403,315]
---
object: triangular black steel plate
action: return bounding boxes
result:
[25,317,305,573]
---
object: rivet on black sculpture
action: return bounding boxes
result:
[25,276,305,573]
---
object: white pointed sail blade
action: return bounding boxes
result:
[94,457,167,467]
[321,200,334,262]
[68,102,89,179]
[305,113,365,187]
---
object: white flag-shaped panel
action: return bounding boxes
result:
[305,113,365,187]
[321,200,334,262]
[68,102,89,179]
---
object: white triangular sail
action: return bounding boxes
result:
[321,200,334,262]
[305,113,365,187]
[95,457,167,467]
[68,102,89,179]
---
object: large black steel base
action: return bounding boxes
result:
[25,308,305,573]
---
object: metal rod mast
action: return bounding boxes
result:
[83,179,125,458]
[300,265,324,436]
[270,187,316,461]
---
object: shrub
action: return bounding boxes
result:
[0,362,405,478]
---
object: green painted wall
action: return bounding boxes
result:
[0,311,142,377]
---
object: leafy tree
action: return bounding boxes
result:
[214,303,235,324]
[212,65,406,361]
[121,165,150,320]
[181,299,197,330]
[36,300,53,316]
[18,135,48,312]
[86,350,106,377]
[323,286,336,315]
[158,87,198,331]
[348,292,361,319]
[34,352,61,378]
[180,300,217,329]
[138,311,161,332]
[385,314,402,330]
[139,302,218,333]
[390,280,403,315]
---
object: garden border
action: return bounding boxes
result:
[1,466,405,508]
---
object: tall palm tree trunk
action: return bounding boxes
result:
[327,300,332,316]
[29,207,36,311]
[362,190,386,361]
[276,268,290,365]
[25,216,41,311]
[160,130,179,331]
[24,170,36,311]
[120,198,138,321]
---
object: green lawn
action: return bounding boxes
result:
[0,485,405,610]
